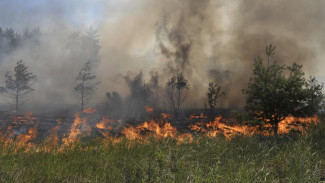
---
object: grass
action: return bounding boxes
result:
[0,124,324,182]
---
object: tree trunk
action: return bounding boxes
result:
[274,122,278,136]
[81,96,84,112]
[81,80,84,111]
[176,88,181,119]
[208,107,215,122]
[81,90,84,112]
[16,91,19,113]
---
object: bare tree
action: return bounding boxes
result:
[166,73,189,117]
[0,60,36,113]
[74,61,100,111]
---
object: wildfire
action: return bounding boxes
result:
[189,113,207,119]
[45,124,60,147]
[121,119,177,140]
[96,118,114,138]
[277,115,318,135]
[190,115,319,138]
[62,112,92,146]
[83,107,96,114]
[161,113,172,119]
[0,112,39,152]
[145,105,154,112]
[0,106,320,153]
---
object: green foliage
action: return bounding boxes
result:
[305,77,325,114]
[243,44,324,135]
[231,110,248,124]
[1,60,36,112]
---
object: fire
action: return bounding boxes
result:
[145,105,154,112]
[62,110,95,146]
[83,107,96,113]
[190,115,319,138]
[96,118,114,138]
[189,113,207,119]
[45,121,61,148]
[177,133,194,144]
[161,113,172,119]
[0,107,320,153]
[96,118,113,130]
[0,112,39,152]
[121,119,177,140]
[16,122,39,151]
[277,115,318,135]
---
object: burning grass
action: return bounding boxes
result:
[0,108,324,182]
[0,109,319,152]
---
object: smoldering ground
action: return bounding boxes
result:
[0,0,325,114]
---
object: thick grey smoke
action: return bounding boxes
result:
[0,0,325,113]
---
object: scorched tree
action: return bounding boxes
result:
[166,73,189,118]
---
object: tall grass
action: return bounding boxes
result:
[0,123,324,182]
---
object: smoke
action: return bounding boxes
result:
[0,0,325,113]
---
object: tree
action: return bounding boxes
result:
[207,82,225,121]
[304,76,325,115]
[74,61,100,111]
[166,73,189,117]
[242,44,324,135]
[67,28,100,64]
[105,91,124,119]
[0,60,36,113]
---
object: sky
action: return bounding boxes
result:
[0,0,106,30]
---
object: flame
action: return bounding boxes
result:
[161,113,172,119]
[96,118,114,138]
[61,108,97,146]
[145,105,154,112]
[96,118,113,130]
[0,107,320,153]
[189,113,207,119]
[62,111,92,146]
[121,119,177,140]
[47,126,60,145]
[189,115,318,139]
[277,115,318,135]
[177,133,194,144]
[16,122,39,151]
[83,107,96,113]
[0,112,40,152]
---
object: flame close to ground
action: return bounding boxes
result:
[145,105,154,113]
[0,107,319,152]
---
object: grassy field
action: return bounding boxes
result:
[0,123,324,182]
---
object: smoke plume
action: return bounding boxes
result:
[0,0,324,113]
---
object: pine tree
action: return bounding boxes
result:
[0,60,36,113]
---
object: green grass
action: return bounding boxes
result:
[0,124,324,182]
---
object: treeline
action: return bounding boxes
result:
[0,27,40,57]
[0,27,323,136]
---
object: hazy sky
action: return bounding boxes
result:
[0,0,106,30]
[1,0,325,110]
